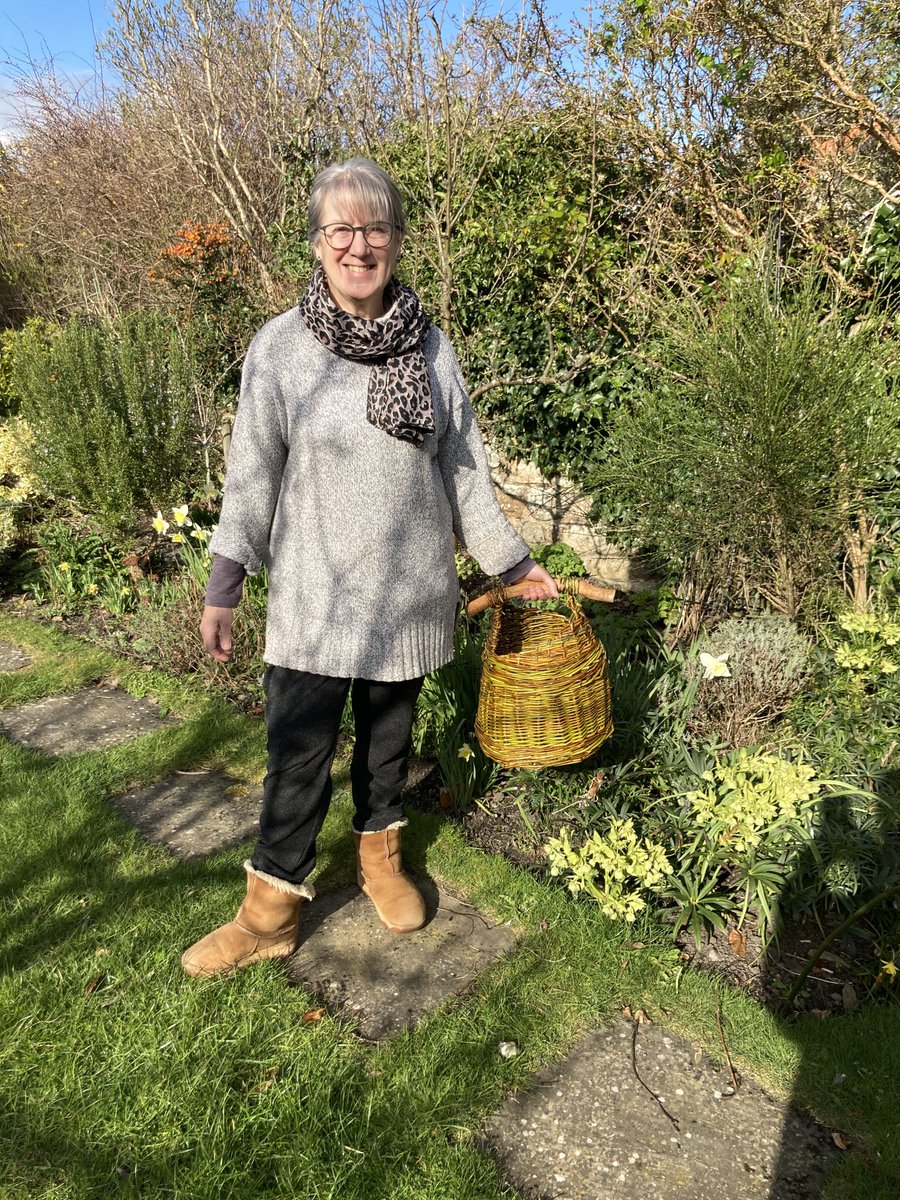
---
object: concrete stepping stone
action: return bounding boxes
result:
[0,641,31,672]
[287,883,516,1040]
[0,683,175,755]
[110,770,262,859]
[482,1019,837,1200]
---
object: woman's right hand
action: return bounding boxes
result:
[200,606,235,663]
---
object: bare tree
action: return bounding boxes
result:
[104,0,374,308]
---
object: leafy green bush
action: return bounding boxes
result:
[546,746,867,945]
[0,417,46,560]
[530,541,587,579]
[414,615,496,808]
[13,312,201,533]
[592,256,899,617]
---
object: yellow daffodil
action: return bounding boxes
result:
[87,582,98,595]
[152,511,169,535]
[59,562,70,573]
[881,959,898,979]
[171,532,185,545]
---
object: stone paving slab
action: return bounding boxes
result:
[0,640,31,672]
[0,684,176,755]
[110,770,262,859]
[287,882,516,1040]
[482,1020,837,1200]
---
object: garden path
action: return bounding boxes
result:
[0,633,840,1199]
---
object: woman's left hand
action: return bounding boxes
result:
[514,563,559,600]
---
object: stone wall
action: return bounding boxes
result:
[486,446,652,591]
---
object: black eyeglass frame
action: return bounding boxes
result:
[313,221,399,249]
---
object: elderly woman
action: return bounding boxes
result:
[181,157,556,978]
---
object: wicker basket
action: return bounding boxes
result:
[467,577,615,769]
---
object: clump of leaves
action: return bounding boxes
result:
[530,541,587,579]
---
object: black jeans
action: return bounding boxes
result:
[250,666,424,886]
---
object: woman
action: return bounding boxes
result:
[181,157,556,978]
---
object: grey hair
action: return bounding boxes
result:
[308,158,406,244]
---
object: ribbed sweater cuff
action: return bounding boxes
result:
[205,554,246,608]
[500,556,537,585]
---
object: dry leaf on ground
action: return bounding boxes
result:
[727,928,748,958]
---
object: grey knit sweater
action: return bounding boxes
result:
[208,307,529,681]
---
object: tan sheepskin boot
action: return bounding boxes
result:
[355,827,426,933]
[181,860,312,978]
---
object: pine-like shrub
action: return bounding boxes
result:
[592,254,899,617]
[13,313,200,533]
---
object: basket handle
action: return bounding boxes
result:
[465,577,616,617]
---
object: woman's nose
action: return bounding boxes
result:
[348,227,370,254]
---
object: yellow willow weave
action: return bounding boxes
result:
[474,583,613,768]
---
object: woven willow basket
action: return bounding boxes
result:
[467,577,615,769]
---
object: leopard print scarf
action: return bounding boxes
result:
[299,265,434,446]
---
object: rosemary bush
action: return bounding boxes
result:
[13,312,200,533]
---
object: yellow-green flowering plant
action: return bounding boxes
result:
[831,607,900,694]
[546,819,673,922]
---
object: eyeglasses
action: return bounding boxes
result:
[315,221,397,250]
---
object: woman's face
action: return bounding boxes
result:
[314,198,399,320]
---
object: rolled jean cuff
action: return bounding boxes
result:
[352,812,407,835]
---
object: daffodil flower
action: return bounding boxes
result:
[171,504,193,527]
[190,527,210,542]
[171,532,185,545]
[87,582,98,595]
[458,743,474,761]
[152,511,169,535]
[59,562,70,573]
[699,651,731,680]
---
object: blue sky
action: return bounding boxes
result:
[1,0,110,73]
[0,0,590,138]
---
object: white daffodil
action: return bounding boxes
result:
[458,743,474,761]
[699,651,731,680]
[152,511,169,535]
[171,504,193,527]
[190,526,210,542]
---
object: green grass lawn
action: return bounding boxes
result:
[1,614,898,1199]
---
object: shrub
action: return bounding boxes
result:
[13,312,201,534]
[679,613,813,747]
[0,417,45,559]
[592,254,900,618]
[530,541,587,579]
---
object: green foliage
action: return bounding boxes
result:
[530,541,587,579]
[414,615,496,807]
[546,818,672,922]
[0,417,46,560]
[372,111,636,479]
[25,513,134,614]
[0,319,54,417]
[592,255,900,615]
[546,745,851,945]
[13,312,201,534]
